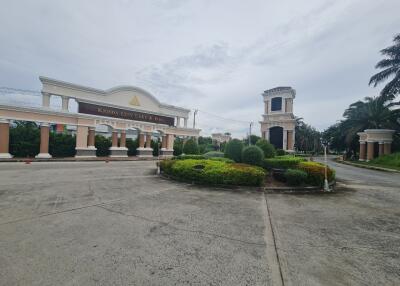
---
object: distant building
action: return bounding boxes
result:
[260,87,296,152]
[212,133,231,144]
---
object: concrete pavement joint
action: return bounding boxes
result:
[262,192,285,286]
[96,204,266,247]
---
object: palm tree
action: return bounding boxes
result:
[342,96,400,145]
[369,34,400,100]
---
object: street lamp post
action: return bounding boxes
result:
[321,138,330,192]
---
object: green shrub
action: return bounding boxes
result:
[183,138,199,155]
[242,145,264,166]
[263,156,306,169]
[9,121,40,157]
[126,138,138,156]
[203,151,225,158]
[256,139,276,158]
[49,133,76,157]
[284,169,307,186]
[297,161,335,186]
[151,139,160,156]
[95,135,111,156]
[276,149,286,156]
[173,140,183,156]
[174,154,206,160]
[369,152,400,169]
[224,139,244,162]
[161,159,266,186]
[209,157,234,163]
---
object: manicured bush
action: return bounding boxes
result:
[203,151,225,158]
[209,157,234,163]
[297,161,335,186]
[95,135,111,156]
[242,145,264,166]
[49,133,76,157]
[284,169,307,186]
[256,139,276,158]
[224,139,244,162]
[126,138,138,156]
[151,139,160,156]
[174,154,206,160]
[161,159,266,186]
[263,156,306,169]
[9,121,40,157]
[183,138,199,155]
[173,140,183,156]
[276,149,286,156]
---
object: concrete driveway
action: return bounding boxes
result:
[0,160,399,286]
[266,157,400,285]
[0,161,276,286]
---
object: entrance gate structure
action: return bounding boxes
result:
[260,87,296,152]
[0,77,200,159]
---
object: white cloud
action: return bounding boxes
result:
[0,0,399,138]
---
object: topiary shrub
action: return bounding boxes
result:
[241,146,264,166]
[276,149,286,156]
[173,139,183,156]
[203,151,225,158]
[256,139,276,158]
[284,169,307,186]
[297,161,335,186]
[95,135,111,156]
[224,139,244,162]
[209,157,234,163]
[9,121,40,157]
[183,138,199,155]
[49,133,76,157]
[263,156,306,170]
[174,154,206,160]
[126,138,138,156]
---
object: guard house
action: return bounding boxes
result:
[260,87,296,152]
[0,77,200,159]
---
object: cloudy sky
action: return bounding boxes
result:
[0,0,399,137]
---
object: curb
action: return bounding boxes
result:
[264,180,336,193]
[0,157,158,163]
[336,159,400,173]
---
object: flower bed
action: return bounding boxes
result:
[297,161,335,186]
[160,159,266,186]
[263,155,306,170]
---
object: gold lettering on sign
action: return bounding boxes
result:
[129,96,140,106]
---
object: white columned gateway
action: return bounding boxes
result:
[259,87,296,152]
[0,77,200,159]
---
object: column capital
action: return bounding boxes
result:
[39,122,51,127]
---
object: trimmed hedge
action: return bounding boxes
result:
[183,139,199,154]
[256,139,276,158]
[160,159,266,186]
[276,149,286,156]
[203,151,225,158]
[297,161,335,186]
[174,154,234,163]
[284,169,307,186]
[224,139,244,162]
[242,145,264,166]
[263,156,306,169]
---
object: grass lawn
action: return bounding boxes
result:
[352,152,400,171]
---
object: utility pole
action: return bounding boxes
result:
[193,109,198,129]
[249,122,253,146]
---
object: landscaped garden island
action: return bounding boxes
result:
[160,138,335,188]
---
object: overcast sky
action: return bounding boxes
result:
[0,0,399,137]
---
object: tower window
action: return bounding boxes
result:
[271,97,282,111]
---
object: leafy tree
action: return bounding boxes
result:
[183,138,199,154]
[255,139,276,158]
[151,139,160,156]
[295,117,322,153]
[245,135,261,145]
[126,138,138,156]
[173,138,183,156]
[369,34,400,100]
[242,145,264,166]
[224,139,244,162]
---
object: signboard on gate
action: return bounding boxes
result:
[78,102,175,126]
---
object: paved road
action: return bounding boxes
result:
[266,157,400,285]
[0,161,276,286]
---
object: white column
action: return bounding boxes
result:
[283,129,288,150]
[184,118,188,128]
[176,117,181,127]
[61,96,69,112]
[266,128,270,141]
[42,92,51,108]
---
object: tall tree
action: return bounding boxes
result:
[369,34,400,100]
